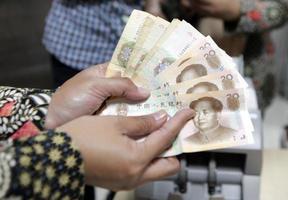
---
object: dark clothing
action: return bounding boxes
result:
[50,55,80,88]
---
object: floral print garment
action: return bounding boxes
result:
[230,0,288,109]
[236,0,288,33]
[0,86,85,200]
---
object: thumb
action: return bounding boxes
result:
[96,77,150,101]
[140,109,195,162]
[117,110,168,139]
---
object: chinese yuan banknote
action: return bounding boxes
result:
[104,10,254,157]
[131,20,205,88]
[151,70,247,98]
[101,89,254,157]
[124,17,170,77]
[155,36,247,90]
[106,10,155,77]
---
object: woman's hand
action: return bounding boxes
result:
[57,109,195,190]
[45,63,150,129]
[181,0,241,21]
[145,0,167,19]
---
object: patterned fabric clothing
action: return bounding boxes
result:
[0,87,85,200]
[229,0,288,108]
[225,0,288,62]
[43,0,142,70]
[234,0,288,33]
[0,87,53,140]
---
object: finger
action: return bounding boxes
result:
[96,77,150,101]
[180,0,192,8]
[140,109,195,162]
[139,157,180,184]
[118,110,168,138]
[195,4,213,15]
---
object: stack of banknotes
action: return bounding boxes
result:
[102,10,254,157]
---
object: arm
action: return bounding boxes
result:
[0,86,84,199]
[227,0,288,33]
[144,0,167,19]
[0,131,84,199]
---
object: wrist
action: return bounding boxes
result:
[8,131,85,199]
[56,118,93,185]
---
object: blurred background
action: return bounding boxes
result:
[0,0,52,88]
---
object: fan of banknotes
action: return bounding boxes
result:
[101,10,254,157]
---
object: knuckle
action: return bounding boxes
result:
[137,116,154,132]
[121,77,134,87]
[83,69,99,83]
[158,125,177,148]
[114,77,137,97]
[171,160,181,173]
[159,124,171,136]
[165,166,180,178]
[168,162,181,177]
[86,76,101,91]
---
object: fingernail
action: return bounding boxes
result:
[137,87,150,96]
[153,110,168,121]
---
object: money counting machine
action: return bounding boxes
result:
[135,79,263,200]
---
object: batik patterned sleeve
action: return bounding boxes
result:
[226,0,288,33]
[0,86,53,140]
[0,86,85,200]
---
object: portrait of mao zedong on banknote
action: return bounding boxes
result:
[185,97,236,144]
[176,64,207,83]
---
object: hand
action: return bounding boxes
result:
[145,0,167,19]
[181,0,241,21]
[57,109,195,190]
[45,63,150,129]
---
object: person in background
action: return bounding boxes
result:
[43,0,143,87]
[0,63,195,200]
[43,0,164,88]
[160,0,288,110]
